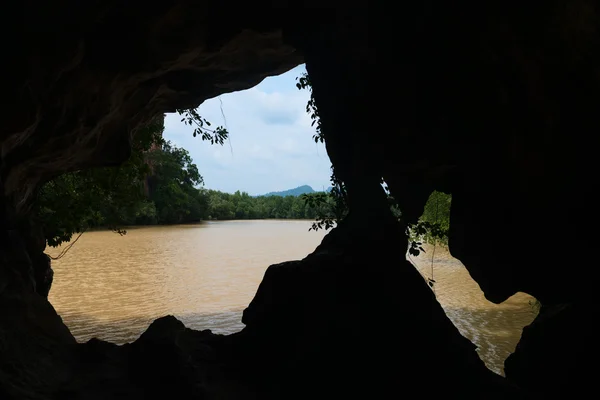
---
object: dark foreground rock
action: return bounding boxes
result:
[505,299,598,399]
[0,289,76,399]
[56,317,226,399]
[232,214,522,399]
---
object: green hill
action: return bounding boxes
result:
[263,185,316,197]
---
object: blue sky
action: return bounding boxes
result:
[163,64,332,196]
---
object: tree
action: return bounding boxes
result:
[36,108,228,248]
[35,116,165,247]
[301,171,348,231]
[146,141,207,224]
[406,192,451,257]
[195,188,331,221]
[413,191,451,245]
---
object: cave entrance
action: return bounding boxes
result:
[42,63,535,377]
[45,64,333,344]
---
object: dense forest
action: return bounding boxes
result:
[203,189,331,220]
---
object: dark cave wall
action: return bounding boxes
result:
[291,3,600,396]
[292,2,600,305]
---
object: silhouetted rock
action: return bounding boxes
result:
[58,318,226,399]
[505,300,597,399]
[236,214,522,399]
[0,290,76,399]
[32,253,53,298]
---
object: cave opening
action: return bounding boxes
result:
[44,64,336,344]
[2,3,598,398]
[38,61,536,376]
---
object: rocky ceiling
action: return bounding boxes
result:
[1,1,599,398]
[1,4,303,214]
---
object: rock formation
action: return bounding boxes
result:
[1,1,599,398]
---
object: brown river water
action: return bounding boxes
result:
[48,220,535,375]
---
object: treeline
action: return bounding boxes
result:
[203,189,330,220]
[111,142,333,223]
[35,124,335,247]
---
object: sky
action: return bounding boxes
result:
[163,64,332,196]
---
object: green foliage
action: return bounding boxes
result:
[145,141,207,225]
[36,117,166,247]
[301,193,334,230]
[296,73,323,144]
[407,191,451,257]
[301,170,348,231]
[177,108,229,145]
[203,189,332,221]
[37,110,218,246]
[36,106,232,248]
[36,117,333,248]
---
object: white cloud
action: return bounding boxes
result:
[163,65,331,195]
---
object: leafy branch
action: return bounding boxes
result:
[384,185,450,257]
[296,73,323,144]
[176,108,229,145]
[301,170,348,231]
[302,192,336,231]
[296,71,343,232]
[406,221,449,257]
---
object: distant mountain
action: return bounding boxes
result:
[262,185,316,197]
